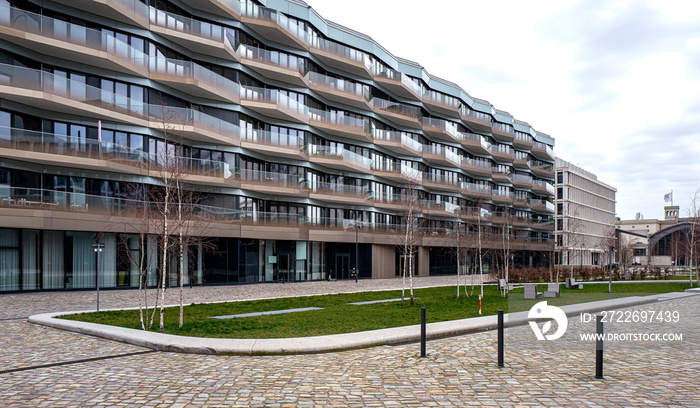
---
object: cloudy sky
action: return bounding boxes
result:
[308,0,700,220]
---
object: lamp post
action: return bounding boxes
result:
[92,241,104,312]
[355,212,362,283]
[609,246,614,299]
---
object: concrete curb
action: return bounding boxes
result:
[28,292,698,355]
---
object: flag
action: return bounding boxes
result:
[664,192,672,203]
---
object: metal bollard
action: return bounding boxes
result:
[595,314,604,378]
[498,310,504,367]
[420,307,426,358]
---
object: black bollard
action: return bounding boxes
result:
[498,310,504,367]
[595,314,604,378]
[420,307,426,358]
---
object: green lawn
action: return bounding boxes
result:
[62,282,692,339]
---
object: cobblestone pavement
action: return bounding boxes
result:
[1,277,698,407]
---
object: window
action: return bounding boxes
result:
[557,187,563,199]
[557,172,563,184]
[557,203,563,215]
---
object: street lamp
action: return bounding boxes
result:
[609,246,615,299]
[355,212,362,283]
[92,241,105,312]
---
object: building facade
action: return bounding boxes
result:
[0,0,555,292]
[554,158,616,268]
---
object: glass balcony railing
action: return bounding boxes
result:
[238,44,308,75]
[460,106,492,124]
[371,98,421,121]
[460,132,491,150]
[533,141,555,157]
[528,199,555,212]
[147,105,239,143]
[424,145,461,166]
[512,174,533,184]
[239,128,305,150]
[462,157,491,169]
[239,1,310,46]
[308,108,370,133]
[372,161,422,181]
[422,89,461,110]
[492,190,515,199]
[308,181,369,197]
[423,172,460,186]
[238,169,301,187]
[373,66,423,96]
[422,117,460,138]
[239,86,309,119]
[309,37,373,70]
[460,182,492,194]
[0,4,149,72]
[306,144,372,170]
[306,71,371,101]
[492,122,514,134]
[372,129,423,153]
[533,180,555,195]
[148,57,240,98]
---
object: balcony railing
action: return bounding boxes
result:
[533,141,555,157]
[373,66,423,95]
[240,86,309,119]
[149,7,230,44]
[372,129,423,153]
[422,117,460,138]
[533,180,555,195]
[460,182,492,194]
[239,128,305,149]
[309,37,373,70]
[308,181,369,197]
[371,98,421,121]
[306,71,371,101]
[460,106,492,124]
[422,89,461,110]
[423,145,461,166]
[148,57,240,99]
[308,108,371,133]
[238,169,301,187]
[528,199,555,212]
[238,43,308,75]
[512,173,533,184]
[460,132,491,149]
[371,161,422,181]
[305,144,372,170]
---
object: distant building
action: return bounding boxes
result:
[554,158,617,267]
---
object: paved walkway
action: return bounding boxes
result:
[2,277,699,407]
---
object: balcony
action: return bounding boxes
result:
[0,63,149,126]
[373,67,422,101]
[239,169,305,197]
[513,195,529,208]
[513,133,534,150]
[513,155,530,169]
[421,118,461,143]
[422,173,461,193]
[460,106,492,132]
[148,58,240,103]
[491,123,515,143]
[310,38,373,79]
[422,145,461,168]
[239,2,309,50]
[372,162,422,184]
[529,161,555,179]
[306,145,372,174]
[422,90,461,117]
[309,109,372,143]
[460,182,492,200]
[511,173,533,189]
[238,44,308,87]
[240,87,309,124]
[461,158,492,178]
[147,106,240,146]
[460,132,490,155]
[50,0,149,28]
[491,190,514,204]
[149,8,239,61]
[0,5,148,77]
[528,199,555,213]
[179,0,241,20]
[307,181,371,206]
[307,72,371,110]
[532,180,555,196]
[371,98,421,128]
[489,144,515,163]
[492,169,512,184]
[240,128,307,160]
[372,130,423,157]
[532,141,555,161]
[150,157,237,188]
[418,200,461,216]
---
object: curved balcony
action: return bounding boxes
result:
[421,118,461,143]
[239,169,306,198]
[50,0,149,28]
[0,5,148,77]
[422,173,461,193]
[240,2,309,50]
[240,87,309,124]
[309,109,372,143]
[460,132,490,155]
[532,180,555,196]
[148,57,240,103]
[238,44,308,87]
[306,144,372,174]
[371,99,421,128]
[306,181,371,206]
[240,128,307,160]
[179,0,241,20]
[147,106,240,146]
[492,169,512,184]
[310,37,373,79]
[489,144,515,163]
[372,130,423,157]
[513,133,534,150]
[460,182,492,200]
[370,192,408,211]
[418,200,461,216]
[372,162,422,184]
[491,122,515,143]
[532,141,555,161]
[529,161,555,179]
[491,190,514,204]
[149,8,239,61]
[423,145,461,168]
[307,72,371,110]
[514,155,530,169]
[422,90,461,117]
[461,158,492,178]
[460,106,492,132]
[373,67,422,101]
[513,195,529,208]
[528,199,555,213]
[511,173,533,189]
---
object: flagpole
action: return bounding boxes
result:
[671,189,673,206]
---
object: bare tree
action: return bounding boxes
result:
[499,210,512,297]
[397,179,423,306]
[685,189,700,287]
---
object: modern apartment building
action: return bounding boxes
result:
[554,158,616,267]
[0,0,555,292]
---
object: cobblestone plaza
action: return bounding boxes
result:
[1,277,698,407]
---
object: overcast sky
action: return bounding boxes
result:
[308,0,700,220]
